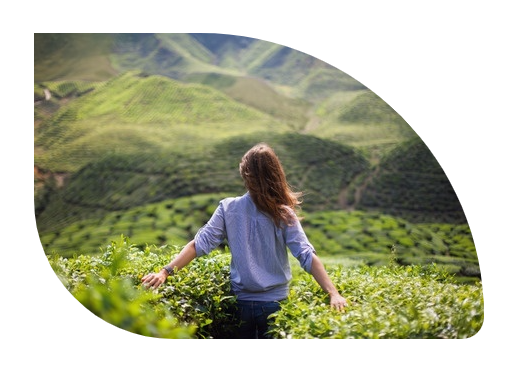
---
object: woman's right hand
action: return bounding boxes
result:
[141,270,168,289]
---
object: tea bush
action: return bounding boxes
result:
[48,236,483,339]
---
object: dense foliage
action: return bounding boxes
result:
[40,193,479,283]
[48,236,483,339]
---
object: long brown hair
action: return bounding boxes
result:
[239,143,302,226]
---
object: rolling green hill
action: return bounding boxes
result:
[35,133,370,233]
[185,72,311,130]
[35,71,284,172]
[358,137,466,223]
[309,90,419,161]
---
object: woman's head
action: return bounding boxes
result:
[239,143,302,226]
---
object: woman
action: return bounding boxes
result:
[142,143,348,338]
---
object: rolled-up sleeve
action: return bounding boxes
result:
[284,219,315,273]
[194,201,227,257]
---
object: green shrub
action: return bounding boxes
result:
[270,264,483,339]
[49,237,195,338]
[48,236,483,339]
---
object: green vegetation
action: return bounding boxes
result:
[40,193,479,283]
[35,71,281,173]
[299,67,367,101]
[358,137,465,223]
[48,236,483,339]
[35,133,370,233]
[110,33,234,80]
[310,90,418,161]
[273,263,483,338]
[185,73,311,130]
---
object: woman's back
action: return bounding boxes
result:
[194,192,314,301]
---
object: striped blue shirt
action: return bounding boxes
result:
[194,192,315,301]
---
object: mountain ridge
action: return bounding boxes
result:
[35,33,366,102]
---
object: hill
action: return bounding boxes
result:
[35,133,370,233]
[184,73,311,130]
[358,137,467,223]
[35,71,284,172]
[309,90,418,161]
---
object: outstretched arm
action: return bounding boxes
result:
[310,253,348,311]
[141,240,197,289]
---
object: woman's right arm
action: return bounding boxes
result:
[310,253,348,311]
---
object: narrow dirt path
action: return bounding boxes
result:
[302,107,321,133]
[338,166,380,210]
